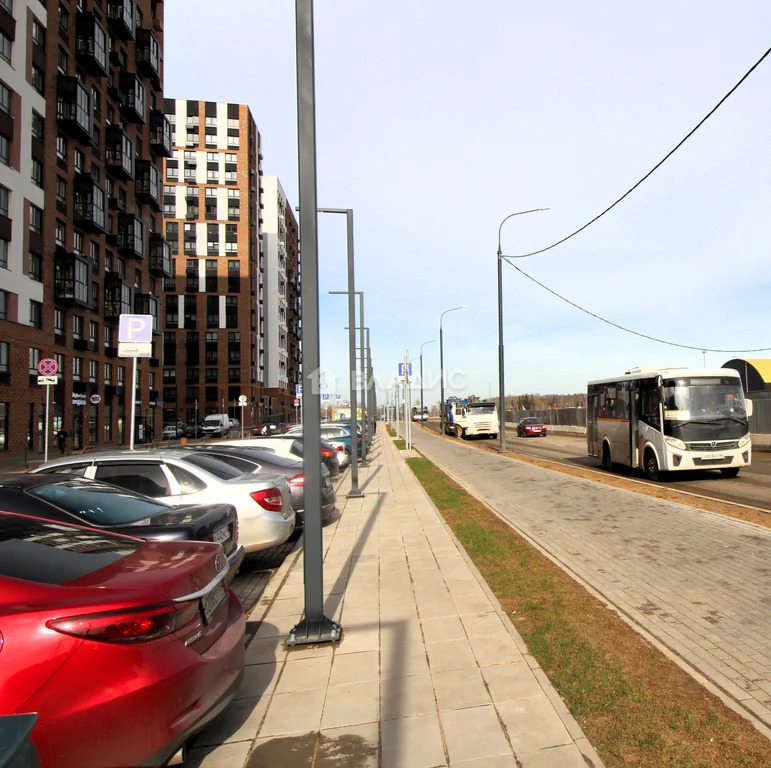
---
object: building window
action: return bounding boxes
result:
[56,134,67,162]
[89,320,98,346]
[89,360,98,382]
[0,82,10,115]
[29,253,42,282]
[0,185,7,216]
[58,4,69,35]
[0,401,7,450]
[56,176,67,207]
[74,149,84,173]
[104,362,112,384]
[117,365,124,385]
[57,46,68,74]
[0,31,11,64]
[73,231,83,255]
[31,112,44,141]
[32,19,46,47]
[31,65,45,95]
[54,309,64,334]
[29,301,42,329]
[31,158,43,187]
[0,239,7,269]
[73,315,83,339]
[0,134,8,166]
[28,348,41,374]
[0,342,8,374]
[55,220,66,247]
[30,205,42,234]
[0,290,6,320]
[73,357,82,381]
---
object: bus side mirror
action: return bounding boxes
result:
[746,399,753,417]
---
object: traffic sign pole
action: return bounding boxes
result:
[44,383,50,464]
[129,357,138,450]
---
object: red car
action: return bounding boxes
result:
[516,417,547,437]
[0,511,245,768]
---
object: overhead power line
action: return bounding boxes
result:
[507,46,771,260]
[505,259,771,353]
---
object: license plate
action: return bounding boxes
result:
[702,453,724,461]
[200,581,227,624]
[213,525,231,545]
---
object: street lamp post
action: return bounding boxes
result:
[439,306,468,437]
[419,339,436,425]
[497,207,549,453]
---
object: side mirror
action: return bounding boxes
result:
[746,398,753,417]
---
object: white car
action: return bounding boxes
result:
[30,449,296,554]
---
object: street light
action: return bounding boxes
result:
[497,207,549,453]
[439,306,468,437]
[419,339,436,425]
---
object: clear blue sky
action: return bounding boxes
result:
[165,1,771,407]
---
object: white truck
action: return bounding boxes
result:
[444,400,499,440]
[200,413,231,438]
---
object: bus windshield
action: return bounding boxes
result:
[662,377,748,441]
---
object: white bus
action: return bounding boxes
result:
[587,367,752,481]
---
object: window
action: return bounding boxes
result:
[104,324,113,349]
[89,360,98,382]
[74,149,84,173]
[0,31,11,64]
[89,321,98,345]
[104,362,112,384]
[31,158,43,187]
[73,232,83,255]
[29,253,41,282]
[225,153,237,163]
[29,301,42,329]
[73,315,83,339]
[0,134,8,166]
[55,220,66,247]
[56,176,67,206]
[58,4,69,35]
[0,185,7,216]
[31,112,43,141]
[73,357,82,381]
[57,46,68,74]
[32,19,45,47]
[29,205,42,234]
[0,82,10,115]
[117,365,124,385]
[0,239,7,269]
[54,309,64,334]
[0,290,6,320]
[0,342,7,374]
[31,65,44,95]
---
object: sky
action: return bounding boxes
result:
[164,1,771,408]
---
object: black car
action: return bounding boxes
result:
[0,474,244,578]
[188,445,336,525]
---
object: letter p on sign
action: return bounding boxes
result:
[119,314,154,343]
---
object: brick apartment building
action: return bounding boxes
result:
[0,0,169,458]
[161,99,271,429]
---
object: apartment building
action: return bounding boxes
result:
[161,99,264,428]
[261,175,300,425]
[0,0,169,457]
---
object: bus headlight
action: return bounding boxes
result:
[738,434,752,448]
[665,436,686,451]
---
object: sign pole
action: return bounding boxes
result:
[129,356,138,451]
[44,384,50,463]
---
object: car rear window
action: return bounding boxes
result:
[0,513,139,584]
[178,453,245,480]
[26,480,171,526]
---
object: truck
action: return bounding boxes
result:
[200,413,231,438]
[443,399,499,440]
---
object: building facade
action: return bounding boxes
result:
[261,175,300,425]
[0,0,169,457]
[161,99,263,429]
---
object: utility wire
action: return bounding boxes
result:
[504,258,771,353]
[507,46,771,260]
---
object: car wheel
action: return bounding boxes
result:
[602,442,613,471]
[720,467,740,478]
[643,449,660,481]
[455,425,463,439]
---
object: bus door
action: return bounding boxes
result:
[629,384,640,469]
[587,390,599,457]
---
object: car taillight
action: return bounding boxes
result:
[47,601,199,643]
[336,445,344,453]
[321,447,334,458]
[287,474,304,488]
[250,487,283,511]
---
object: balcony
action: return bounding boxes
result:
[118,72,145,124]
[149,110,172,157]
[148,233,172,277]
[135,160,161,210]
[76,13,109,77]
[54,253,91,308]
[73,174,107,233]
[106,0,134,40]
[136,28,162,83]
[117,212,145,260]
[56,77,93,143]
[105,125,133,179]
[104,284,131,321]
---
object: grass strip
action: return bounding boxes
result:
[406,455,771,768]
[393,439,406,450]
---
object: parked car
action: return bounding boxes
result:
[285,423,363,457]
[0,511,245,768]
[162,423,185,439]
[185,423,203,438]
[516,417,547,437]
[188,445,336,525]
[30,449,295,554]
[225,435,342,478]
[0,474,244,577]
[200,414,231,438]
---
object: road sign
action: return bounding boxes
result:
[295,384,302,396]
[89,394,102,405]
[238,395,248,405]
[336,394,341,401]
[37,375,59,385]
[398,363,413,378]
[293,398,300,406]
[322,394,330,401]
[118,314,154,358]
[38,358,58,376]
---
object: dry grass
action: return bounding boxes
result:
[407,456,771,768]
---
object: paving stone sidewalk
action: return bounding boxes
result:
[185,432,605,768]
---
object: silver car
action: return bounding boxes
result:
[30,449,296,554]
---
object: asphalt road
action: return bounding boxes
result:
[420,419,771,512]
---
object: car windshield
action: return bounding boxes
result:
[178,453,245,480]
[26,479,170,525]
[468,404,496,414]
[522,418,540,424]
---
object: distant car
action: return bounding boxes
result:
[0,511,245,768]
[285,423,363,457]
[517,418,547,437]
[412,410,428,422]
[185,423,203,438]
[30,449,296,554]
[225,435,342,478]
[189,445,336,525]
[0,473,244,577]
[162,424,182,439]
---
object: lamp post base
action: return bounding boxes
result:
[287,616,342,646]
[346,489,365,498]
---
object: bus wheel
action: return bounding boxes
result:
[720,467,740,478]
[455,425,463,439]
[644,449,660,481]
[601,443,613,471]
